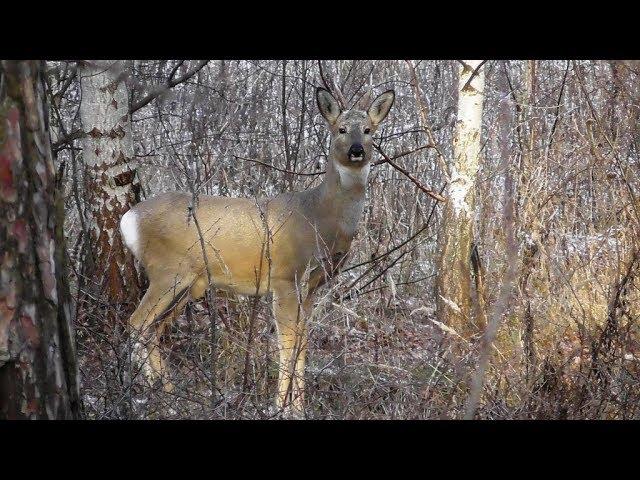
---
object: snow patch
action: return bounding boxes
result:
[132,341,155,380]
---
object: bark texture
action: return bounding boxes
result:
[0,60,80,419]
[436,60,486,338]
[79,60,140,307]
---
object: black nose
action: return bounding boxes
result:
[349,143,364,156]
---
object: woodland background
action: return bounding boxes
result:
[1,59,639,419]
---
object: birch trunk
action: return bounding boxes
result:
[436,60,486,338]
[79,60,140,308]
[0,60,80,419]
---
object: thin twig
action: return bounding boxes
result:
[374,143,446,202]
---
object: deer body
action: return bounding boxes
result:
[121,87,394,416]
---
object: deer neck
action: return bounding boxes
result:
[323,155,370,196]
[316,156,370,241]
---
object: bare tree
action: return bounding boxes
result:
[0,60,80,419]
[436,60,486,338]
[79,60,140,309]
[48,59,640,419]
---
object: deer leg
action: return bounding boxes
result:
[273,283,309,418]
[292,294,315,411]
[128,274,193,392]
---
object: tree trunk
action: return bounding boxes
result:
[79,60,140,309]
[0,60,80,419]
[436,60,486,338]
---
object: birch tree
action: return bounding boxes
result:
[79,60,140,308]
[436,60,486,338]
[0,60,80,419]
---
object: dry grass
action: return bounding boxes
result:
[61,59,640,419]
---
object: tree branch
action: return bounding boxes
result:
[130,60,209,113]
[374,143,446,202]
[52,60,210,152]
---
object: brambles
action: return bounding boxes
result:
[50,60,640,419]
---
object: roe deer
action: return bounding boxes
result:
[120,86,395,417]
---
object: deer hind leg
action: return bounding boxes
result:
[128,273,195,392]
[273,282,310,418]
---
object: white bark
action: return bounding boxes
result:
[79,60,140,301]
[80,60,137,239]
[436,60,486,336]
[450,60,485,217]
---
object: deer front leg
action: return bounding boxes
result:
[273,283,309,418]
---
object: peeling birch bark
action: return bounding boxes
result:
[79,60,140,307]
[436,60,486,338]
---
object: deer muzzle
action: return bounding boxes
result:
[348,143,365,162]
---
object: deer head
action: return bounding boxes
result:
[316,87,395,174]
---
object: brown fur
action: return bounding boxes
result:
[122,87,395,416]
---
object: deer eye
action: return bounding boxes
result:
[339,127,347,134]
[364,127,371,134]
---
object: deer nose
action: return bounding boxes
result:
[348,143,364,157]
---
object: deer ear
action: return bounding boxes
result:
[316,87,341,125]
[368,90,395,126]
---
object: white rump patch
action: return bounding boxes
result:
[335,162,370,189]
[120,209,140,258]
